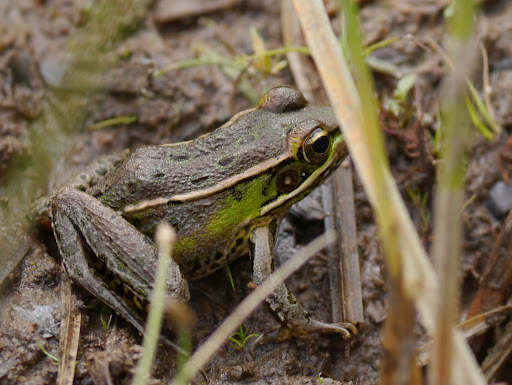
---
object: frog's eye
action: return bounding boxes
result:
[260,86,308,113]
[302,127,331,164]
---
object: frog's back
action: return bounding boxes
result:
[88,118,286,210]
[88,95,336,212]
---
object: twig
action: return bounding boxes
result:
[57,276,82,385]
[332,162,364,324]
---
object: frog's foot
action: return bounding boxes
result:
[288,319,357,338]
[265,283,357,339]
[255,320,356,345]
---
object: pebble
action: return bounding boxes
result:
[486,181,512,218]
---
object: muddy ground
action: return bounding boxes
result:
[0,0,512,384]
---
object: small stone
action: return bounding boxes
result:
[486,181,512,219]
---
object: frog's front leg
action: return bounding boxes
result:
[51,187,190,333]
[250,226,356,339]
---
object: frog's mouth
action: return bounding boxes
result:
[259,137,348,217]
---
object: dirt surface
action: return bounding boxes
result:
[1,1,512,384]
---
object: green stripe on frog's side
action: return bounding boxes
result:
[86,86,348,280]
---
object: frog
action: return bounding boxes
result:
[31,86,356,340]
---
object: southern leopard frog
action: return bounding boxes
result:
[33,86,355,338]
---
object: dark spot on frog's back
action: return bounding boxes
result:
[169,152,190,162]
[218,155,235,167]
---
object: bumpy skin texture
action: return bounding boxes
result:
[43,86,354,337]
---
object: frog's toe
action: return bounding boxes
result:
[307,319,358,338]
[256,320,357,343]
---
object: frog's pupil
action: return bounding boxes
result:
[312,135,329,154]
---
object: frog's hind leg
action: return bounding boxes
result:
[51,187,189,333]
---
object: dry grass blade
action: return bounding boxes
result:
[57,276,82,385]
[291,0,486,384]
[429,1,477,384]
[132,224,177,385]
[479,43,498,133]
[461,305,512,339]
[381,285,422,385]
[172,231,336,385]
